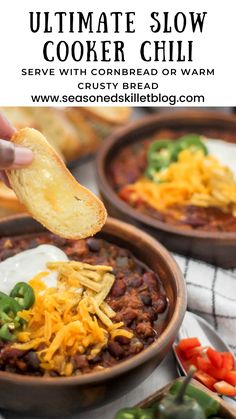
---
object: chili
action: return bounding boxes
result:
[0,233,168,376]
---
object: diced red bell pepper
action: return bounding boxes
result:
[214,381,236,397]
[225,370,236,386]
[194,370,217,390]
[135,198,145,207]
[175,346,186,363]
[184,345,207,360]
[178,337,201,353]
[175,346,190,373]
[119,187,132,201]
[207,347,223,369]
[221,352,235,371]
[188,355,199,368]
[196,356,211,373]
[208,366,227,381]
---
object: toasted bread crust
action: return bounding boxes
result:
[80,107,132,125]
[7,128,107,239]
[1,108,82,161]
[0,183,25,212]
[63,109,99,156]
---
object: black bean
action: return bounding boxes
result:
[89,355,102,364]
[23,351,40,371]
[141,293,152,306]
[87,238,101,252]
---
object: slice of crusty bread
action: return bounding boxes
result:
[80,107,132,125]
[0,107,36,130]
[25,107,81,160]
[7,128,107,239]
[63,109,99,156]
[0,182,26,213]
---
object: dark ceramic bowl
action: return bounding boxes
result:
[0,215,186,417]
[96,110,236,268]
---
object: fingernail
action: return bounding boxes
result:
[14,147,33,166]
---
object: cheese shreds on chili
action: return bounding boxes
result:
[14,261,133,376]
[122,149,236,216]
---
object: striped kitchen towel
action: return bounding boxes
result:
[173,254,236,353]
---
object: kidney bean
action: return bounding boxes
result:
[108,341,124,359]
[152,295,167,313]
[115,335,131,345]
[129,275,143,288]
[143,272,159,291]
[74,354,89,370]
[0,347,26,361]
[111,279,126,297]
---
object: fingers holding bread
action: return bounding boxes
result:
[7,128,107,239]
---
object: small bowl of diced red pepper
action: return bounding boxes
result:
[175,337,236,397]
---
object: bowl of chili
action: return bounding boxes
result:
[96,110,236,267]
[0,215,186,416]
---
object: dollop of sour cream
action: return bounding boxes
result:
[0,244,68,295]
[205,138,236,177]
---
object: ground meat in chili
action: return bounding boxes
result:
[0,233,168,376]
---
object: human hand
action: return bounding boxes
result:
[0,113,33,185]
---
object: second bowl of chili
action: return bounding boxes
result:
[96,110,236,267]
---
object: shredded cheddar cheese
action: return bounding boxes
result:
[124,149,236,216]
[14,261,133,376]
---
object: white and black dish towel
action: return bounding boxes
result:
[174,254,236,354]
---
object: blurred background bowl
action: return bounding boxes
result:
[96,110,236,267]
